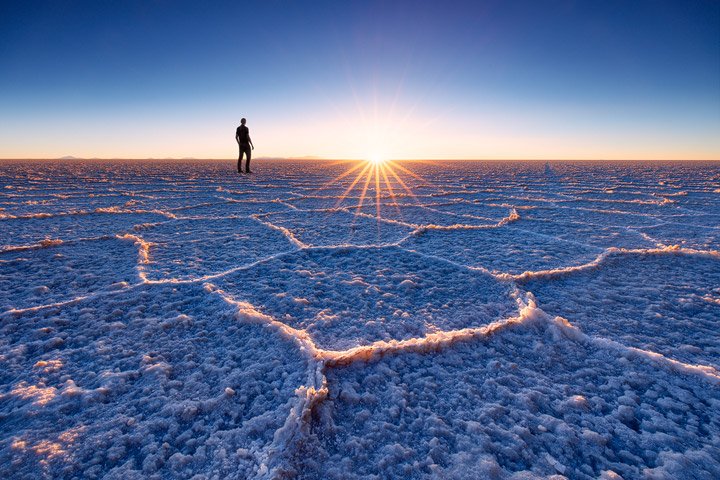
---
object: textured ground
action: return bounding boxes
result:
[0,159,718,479]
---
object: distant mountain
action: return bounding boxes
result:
[58,155,79,160]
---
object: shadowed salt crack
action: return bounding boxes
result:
[204,283,536,476]
[203,279,720,478]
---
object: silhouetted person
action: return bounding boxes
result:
[235,118,254,173]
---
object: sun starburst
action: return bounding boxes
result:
[368,154,386,165]
[316,158,431,221]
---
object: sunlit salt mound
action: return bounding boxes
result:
[292,315,719,479]
[215,246,519,350]
[0,283,309,479]
[521,250,720,368]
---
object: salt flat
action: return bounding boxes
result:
[0,159,718,479]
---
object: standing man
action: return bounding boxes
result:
[235,118,254,173]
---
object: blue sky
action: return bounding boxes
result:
[1,0,718,159]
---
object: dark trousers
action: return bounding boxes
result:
[238,144,251,172]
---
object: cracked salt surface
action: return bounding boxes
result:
[1,159,719,479]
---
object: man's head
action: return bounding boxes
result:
[241,118,246,125]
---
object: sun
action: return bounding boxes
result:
[367,154,386,165]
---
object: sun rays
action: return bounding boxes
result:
[318,159,428,220]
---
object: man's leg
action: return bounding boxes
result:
[238,145,243,173]
[245,146,252,173]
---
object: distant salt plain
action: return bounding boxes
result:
[1,159,718,479]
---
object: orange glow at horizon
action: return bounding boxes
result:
[1,91,718,160]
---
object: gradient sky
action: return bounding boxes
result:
[1,0,718,160]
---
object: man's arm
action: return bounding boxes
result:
[249,134,254,150]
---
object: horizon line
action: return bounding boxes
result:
[1,157,720,162]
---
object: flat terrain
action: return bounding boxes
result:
[1,159,719,479]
